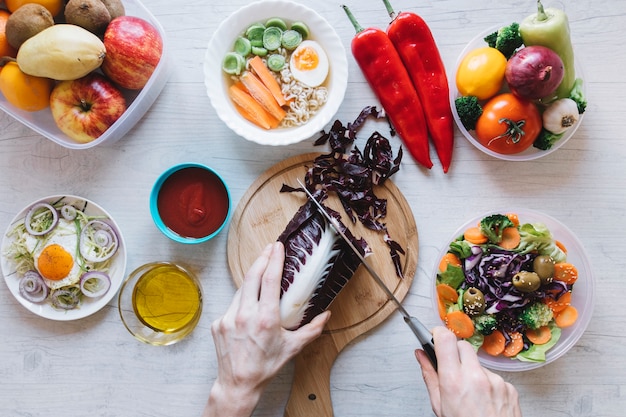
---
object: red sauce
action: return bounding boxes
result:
[157,167,229,239]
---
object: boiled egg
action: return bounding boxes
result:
[25,219,83,290]
[289,40,329,88]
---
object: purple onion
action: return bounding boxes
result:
[18,270,49,303]
[79,271,111,298]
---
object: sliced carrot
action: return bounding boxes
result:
[437,295,447,320]
[438,252,461,272]
[555,305,578,328]
[502,331,524,357]
[240,71,286,122]
[498,226,521,250]
[556,240,568,254]
[506,212,519,227]
[436,283,459,303]
[444,310,475,339]
[248,55,287,107]
[544,291,572,313]
[481,329,506,356]
[526,325,552,345]
[228,83,278,129]
[464,226,488,244]
[554,262,578,285]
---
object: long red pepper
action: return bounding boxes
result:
[382,0,454,173]
[342,4,432,170]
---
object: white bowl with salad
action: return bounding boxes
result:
[1,195,127,321]
[433,208,594,371]
[203,0,348,146]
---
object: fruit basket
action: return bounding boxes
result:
[0,0,171,150]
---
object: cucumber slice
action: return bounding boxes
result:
[267,54,286,71]
[291,21,310,39]
[281,29,302,50]
[246,24,265,47]
[263,26,283,51]
[222,52,245,75]
[233,37,252,56]
[265,17,288,31]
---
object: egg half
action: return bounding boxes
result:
[289,40,329,88]
[25,219,83,290]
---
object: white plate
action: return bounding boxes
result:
[432,208,595,371]
[1,195,127,321]
[450,25,586,161]
[0,0,172,150]
[204,0,348,146]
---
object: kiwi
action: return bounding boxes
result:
[5,4,55,49]
[98,0,125,19]
[64,0,111,35]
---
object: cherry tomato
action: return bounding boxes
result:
[475,93,542,155]
[456,47,507,100]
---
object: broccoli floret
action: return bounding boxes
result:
[519,302,554,330]
[569,78,587,114]
[480,214,515,244]
[533,128,564,150]
[454,96,483,131]
[473,314,498,335]
[483,22,523,59]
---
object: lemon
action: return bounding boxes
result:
[456,46,507,101]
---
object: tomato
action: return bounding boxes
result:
[475,93,542,155]
[456,47,507,100]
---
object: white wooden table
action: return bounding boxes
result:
[1,0,624,416]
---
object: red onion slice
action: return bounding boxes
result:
[80,220,119,263]
[51,288,80,310]
[79,271,111,298]
[61,205,77,221]
[24,203,58,236]
[18,270,49,303]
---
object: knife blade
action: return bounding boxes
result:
[297,179,437,370]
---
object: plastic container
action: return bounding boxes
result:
[431,208,595,371]
[0,0,172,150]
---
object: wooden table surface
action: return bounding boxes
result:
[1,0,624,416]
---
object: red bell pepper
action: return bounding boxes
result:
[383,0,454,173]
[342,5,432,170]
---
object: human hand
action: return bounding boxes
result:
[415,326,522,417]
[203,242,331,417]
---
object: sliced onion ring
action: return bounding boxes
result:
[24,203,58,236]
[80,220,119,263]
[18,270,49,303]
[51,288,80,310]
[79,271,111,298]
[61,205,77,220]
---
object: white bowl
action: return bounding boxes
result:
[204,0,348,146]
[450,25,585,161]
[0,0,172,150]
[432,208,595,371]
[1,195,127,320]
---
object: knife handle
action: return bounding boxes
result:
[404,316,438,371]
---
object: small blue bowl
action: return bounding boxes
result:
[150,163,231,244]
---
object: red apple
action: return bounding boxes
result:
[50,73,127,143]
[102,16,163,90]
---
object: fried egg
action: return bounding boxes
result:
[289,40,329,88]
[24,219,83,290]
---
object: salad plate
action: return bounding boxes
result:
[432,208,594,371]
[1,195,127,321]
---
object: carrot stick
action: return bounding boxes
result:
[240,71,286,122]
[554,262,578,285]
[464,226,488,244]
[544,291,571,313]
[248,55,288,107]
[554,305,578,328]
[438,252,461,272]
[526,325,552,345]
[436,283,459,303]
[502,331,524,357]
[228,84,278,129]
[444,310,475,339]
[481,329,506,356]
[498,226,521,249]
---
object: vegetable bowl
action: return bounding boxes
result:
[450,22,586,161]
[203,0,348,146]
[432,208,594,371]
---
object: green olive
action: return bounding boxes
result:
[462,287,485,316]
[512,271,541,293]
[533,255,555,285]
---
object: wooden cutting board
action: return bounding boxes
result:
[227,153,418,417]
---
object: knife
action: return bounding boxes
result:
[297,179,437,370]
